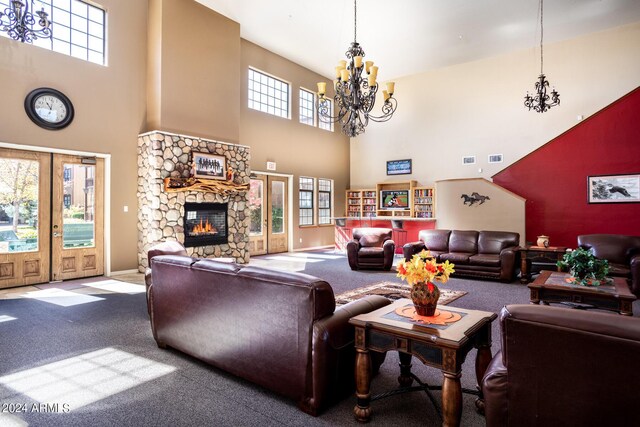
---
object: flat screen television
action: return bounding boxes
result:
[380,190,409,209]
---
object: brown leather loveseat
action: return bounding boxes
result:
[482,304,640,426]
[403,229,520,282]
[347,228,396,270]
[578,234,640,296]
[147,248,390,415]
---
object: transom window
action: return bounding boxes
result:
[318,99,334,132]
[248,68,290,119]
[318,178,332,225]
[299,177,314,226]
[299,88,315,126]
[0,0,107,65]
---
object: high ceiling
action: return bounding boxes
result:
[197,0,640,81]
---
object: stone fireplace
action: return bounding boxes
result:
[137,131,250,272]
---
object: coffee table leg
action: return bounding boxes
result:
[398,351,414,387]
[442,372,462,427]
[354,348,372,422]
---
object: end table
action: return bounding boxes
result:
[519,245,567,284]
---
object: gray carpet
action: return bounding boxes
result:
[1,252,638,426]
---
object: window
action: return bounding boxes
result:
[299,177,314,226]
[0,0,107,65]
[299,88,315,126]
[318,99,334,131]
[248,68,290,118]
[318,178,332,225]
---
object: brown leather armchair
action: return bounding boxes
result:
[482,304,640,426]
[346,228,395,270]
[578,234,640,296]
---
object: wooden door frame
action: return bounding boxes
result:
[0,142,112,276]
[251,171,294,253]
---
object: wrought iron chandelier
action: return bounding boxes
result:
[316,0,396,137]
[0,0,51,43]
[524,0,559,113]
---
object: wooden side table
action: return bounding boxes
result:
[349,299,497,426]
[519,246,568,284]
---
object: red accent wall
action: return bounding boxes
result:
[493,87,640,248]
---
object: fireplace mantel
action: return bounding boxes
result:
[163,177,249,194]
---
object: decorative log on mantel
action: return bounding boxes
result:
[163,177,249,194]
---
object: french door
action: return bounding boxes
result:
[0,148,104,288]
[248,174,288,255]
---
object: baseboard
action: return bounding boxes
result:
[292,245,335,252]
[109,269,140,276]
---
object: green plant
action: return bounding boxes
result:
[557,247,609,286]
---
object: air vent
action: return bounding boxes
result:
[488,154,503,163]
[462,156,476,165]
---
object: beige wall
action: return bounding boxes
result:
[350,22,640,189]
[0,0,147,272]
[147,0,240,142]
[435,179,525,244]
[240,40,350,250]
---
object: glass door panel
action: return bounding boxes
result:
[62,163,96,249]
[249,179,264,236]
[271,181,284,234]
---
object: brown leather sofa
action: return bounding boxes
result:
[143,240,189,315]
[347,228,395,271]
[482,304,640,426]
[403,229,520,282]
[148,249,390,415]
[578,234,640,296]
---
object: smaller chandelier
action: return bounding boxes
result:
[0,0,52,43]
[524,0,559,113]
[316,0,396,137]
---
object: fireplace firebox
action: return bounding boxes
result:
[183,202,228,247]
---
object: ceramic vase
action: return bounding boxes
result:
[410,281,440,316]
[537,235,550,248]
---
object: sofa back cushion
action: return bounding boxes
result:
[578,234,640,264]
[478,231,520,254]
[419,229,451,252]
[353,228,392,247]
[449,230,479,253]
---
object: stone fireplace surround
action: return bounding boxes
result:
[137,131,251,272]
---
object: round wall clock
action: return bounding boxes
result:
[24,87,75,130]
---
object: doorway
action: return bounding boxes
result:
[248,173,289,255]
[0,148,104,288]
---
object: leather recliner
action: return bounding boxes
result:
[578,234,640,296]
[346,228,395,271]
[482,304,640,426]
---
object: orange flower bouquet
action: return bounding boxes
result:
[397,250,455,316]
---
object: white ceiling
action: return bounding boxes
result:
[197,0,640,81]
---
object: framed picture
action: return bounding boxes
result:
[192,152,226,180]
[386,159,412,175]
[588,173,640,203]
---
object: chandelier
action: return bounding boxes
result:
[524,0,559,113]
[0,0,51,43]
[316,0,396,137]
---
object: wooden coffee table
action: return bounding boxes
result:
[529,270,636,316]
[349,298,497,426]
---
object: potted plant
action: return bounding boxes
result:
[397,250,455,316]
[557,247,610,286]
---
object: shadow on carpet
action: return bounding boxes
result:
[335,281,467,306]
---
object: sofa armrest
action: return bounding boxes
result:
[403,241,427,261]
[498,245,520,282]
[346,239,360,270]
[630,253,640,296]
[309,296,391,413]
[383,239,396,270]
[481,350,508,427]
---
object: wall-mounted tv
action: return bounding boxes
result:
[380,190,409,210]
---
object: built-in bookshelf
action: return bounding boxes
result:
[413,186,435,218]
[345,189,377,218]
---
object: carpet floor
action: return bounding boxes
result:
[1,250,639,427]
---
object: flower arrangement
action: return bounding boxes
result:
[557,247,609,286]
[397,250,455,316]
[397,250,455,286]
